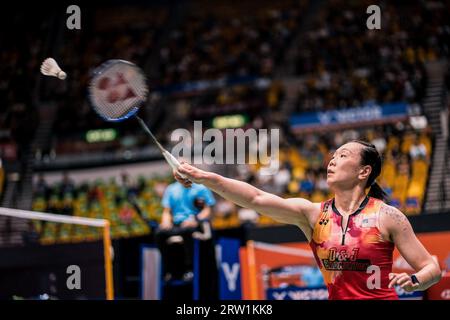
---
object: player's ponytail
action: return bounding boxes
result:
[352,140,390,203]
[367,181,389,203]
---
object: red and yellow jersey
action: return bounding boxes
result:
[309,197,398,300]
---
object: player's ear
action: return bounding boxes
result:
[359,165,372,180]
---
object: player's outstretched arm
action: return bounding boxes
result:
[175,162,318,228]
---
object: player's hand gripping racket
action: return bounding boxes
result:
[87,59,188,180]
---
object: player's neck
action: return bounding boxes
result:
[334,187,367,216]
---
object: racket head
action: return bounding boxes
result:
[88,59,148,122]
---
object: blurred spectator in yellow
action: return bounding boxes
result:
[34,173,49,198]
[398,155,411,177]
[371,132,387,154]
[215,198,236,219]
[316,172,329,194]
[299,171,315,197]
[60,172,75,195]
[238,207,259,226]
[409,135,428,160]
[273,163,291,194]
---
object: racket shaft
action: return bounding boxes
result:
[162,150,186,179]
[136,116,188,180]
[136,116,165,152]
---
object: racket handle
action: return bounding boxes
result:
[162,150,189,180]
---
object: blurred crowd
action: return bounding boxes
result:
[156,0,306,86]
[294,0,448,112]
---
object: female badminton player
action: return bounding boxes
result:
[173,140,441,300]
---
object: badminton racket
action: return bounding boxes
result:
[87,59,188,179]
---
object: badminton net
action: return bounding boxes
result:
[0,206,114,300]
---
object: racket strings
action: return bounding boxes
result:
[89,60,148,121]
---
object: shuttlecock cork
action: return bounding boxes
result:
[40,58,67,80]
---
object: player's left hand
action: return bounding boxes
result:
[388,273,420,292]
[174,161,206,187]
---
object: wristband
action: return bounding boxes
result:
[411,274,420,285]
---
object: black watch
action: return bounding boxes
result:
[411,274,420,285]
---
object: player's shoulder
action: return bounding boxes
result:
[378,201,404,217]
[378,201,410,230]
[308,198,332,214]
[288,197,322,219]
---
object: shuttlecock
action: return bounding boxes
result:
[40,58,67,80]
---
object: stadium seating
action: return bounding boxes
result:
[31,175,173,244]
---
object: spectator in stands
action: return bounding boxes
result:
[60,172,75,196]
[390,143,401,159]
[215,198,235,220]
[381,181,393,199]
[315,172,329,194]
[34,173,49,199]
[273,164,291,194]
[309,146,325,171]
[60,195,74,216]
[88,184,104,205]
[119,171,139,199]
[238,207,259,226]
[302,144,320,170]
[299,171,315,196]
[119,172,131,190]
[46,195,60,214]
[119,203,134,225]
[156,180,216,281]
[371,132,387,154]
[409,135,427,160]
[398,155,411,177]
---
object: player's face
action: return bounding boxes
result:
[326,142,364,188]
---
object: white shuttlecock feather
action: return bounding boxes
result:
[40,58,67,80]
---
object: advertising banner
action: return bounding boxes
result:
[290,102,409,132]
[217,238,242,300]
[267,286,328,300]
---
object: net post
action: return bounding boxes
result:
[102,220,114,300]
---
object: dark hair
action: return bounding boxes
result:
[351,140,390,203]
